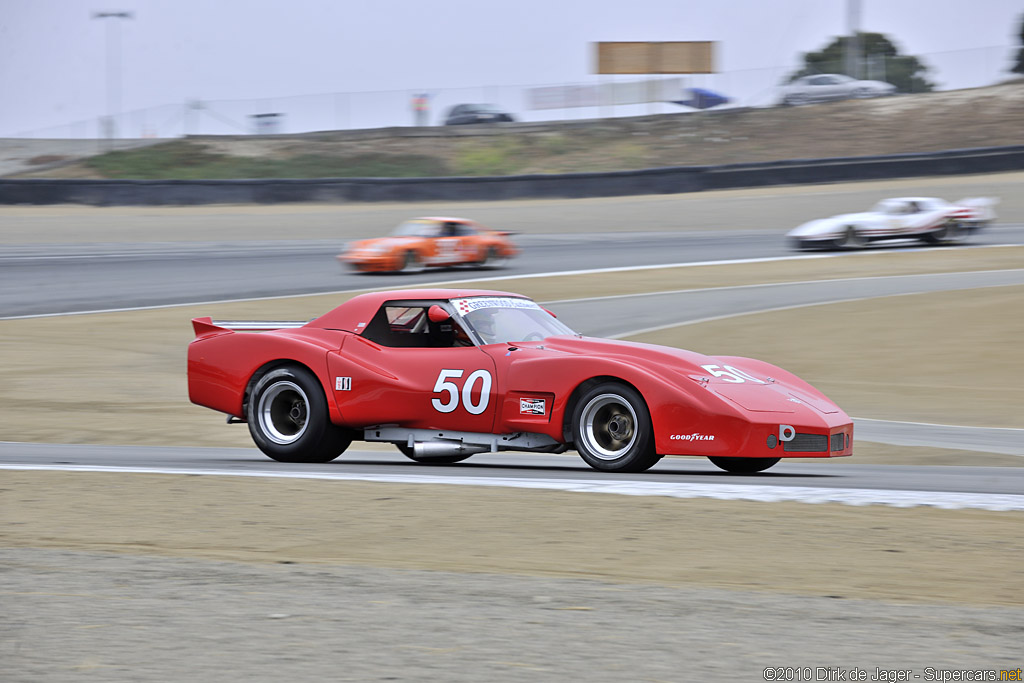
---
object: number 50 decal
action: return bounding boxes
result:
[700,364,765,384]
[432,369,493,415]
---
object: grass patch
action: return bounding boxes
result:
[84,141,451,179]
[451,138,524,176]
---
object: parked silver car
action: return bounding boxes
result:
[443,104,515,125]
[780,74,896,106]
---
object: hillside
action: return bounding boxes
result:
[5,81,1023,180]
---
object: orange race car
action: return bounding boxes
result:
[338,217,518,273]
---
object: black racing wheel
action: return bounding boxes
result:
[247,366,353,463]
[570,382,661,473]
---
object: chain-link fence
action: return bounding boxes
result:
[5,45,1014,139]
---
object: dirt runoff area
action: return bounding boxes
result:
[4,471,1023,608]
[3,245,1023,621]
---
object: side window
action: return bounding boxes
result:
[361,304,470,348]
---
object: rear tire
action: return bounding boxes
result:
[708,457,780,474]
[571,382,660,473]
[945,221,968,244]
[247,366,352,463]
[476,246,505,269]
[924,219,966,245]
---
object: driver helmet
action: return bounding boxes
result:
[466,307,500,341]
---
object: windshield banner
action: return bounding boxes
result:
[453,297,540,316]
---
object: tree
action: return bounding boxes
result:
[788,32,935,93]
[1012,13,1024,75]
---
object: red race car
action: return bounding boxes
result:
[188,289,853,474]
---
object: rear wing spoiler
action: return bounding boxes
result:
[953,197,999,219]
[191,316,308,337]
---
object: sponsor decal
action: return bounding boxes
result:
[670,433,716,441]
[520,398,546,415]
[335,377,352,391]
[452,297,541,316]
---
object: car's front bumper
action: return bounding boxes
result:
[338,254,400,272]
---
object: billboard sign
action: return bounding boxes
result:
[527,77,684,110]
[595,42,715,75]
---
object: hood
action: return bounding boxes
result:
[347,236,421,252]
[541,336,840,416]
[787,212,877,237]
[542,336,719,377]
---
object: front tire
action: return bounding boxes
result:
[834,225,866,250]
[399,250,424,273]
[247,366,352,463]
[476,246,505,269]
[571,382,660,473]
[708,457,780,474]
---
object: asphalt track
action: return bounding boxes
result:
[2,224,1023,317]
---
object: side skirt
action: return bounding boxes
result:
[363,426,564,454]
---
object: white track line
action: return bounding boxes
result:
[542,267,1024,306]
[605,277,1024,339]
[4,463,1023,511]
[855,417,1024,431]
[3,243,1017,321]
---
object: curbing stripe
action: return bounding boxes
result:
[3,463,1023,511]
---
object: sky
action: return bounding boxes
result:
[1,0,1021,137]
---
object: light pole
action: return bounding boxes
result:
[845,0,861,79]
[92,10,133,146]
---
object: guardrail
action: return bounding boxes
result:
[1,145,1021,206]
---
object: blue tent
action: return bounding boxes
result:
[670,87,730,110]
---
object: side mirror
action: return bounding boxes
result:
[428,305,451,323]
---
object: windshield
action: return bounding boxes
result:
[872,200,903,214]
[453,297,575,345]
[391,220,440,238]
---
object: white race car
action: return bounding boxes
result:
[787,196,998,250]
